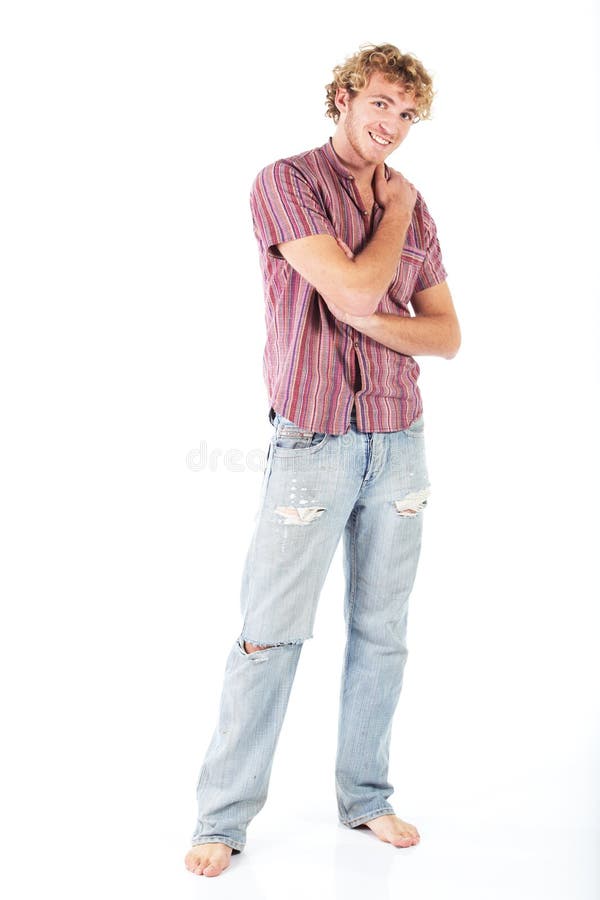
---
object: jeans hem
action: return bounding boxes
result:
[339,805,396,828]
[191,836,245,853]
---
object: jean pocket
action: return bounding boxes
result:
[273,416,329,453]
[405,414,425,437]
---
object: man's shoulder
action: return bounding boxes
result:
[251,144,326,190]
[412,189,439,229]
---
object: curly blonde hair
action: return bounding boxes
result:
[325,43,435,123]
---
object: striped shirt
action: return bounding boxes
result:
[249,137,448,434]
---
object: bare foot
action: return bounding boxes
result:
[363,814,420,847]
[184,842,233,877]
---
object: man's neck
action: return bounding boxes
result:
[330,133,376,186]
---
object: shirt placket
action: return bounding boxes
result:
[342,179,381,419]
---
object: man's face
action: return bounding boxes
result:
[336,71,418,166]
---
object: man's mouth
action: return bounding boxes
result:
[368,131,392,146]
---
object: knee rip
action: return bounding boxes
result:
[244,641,271,653]
[241,637,305,657]
[274,506,326,525]
[393,487,430,517]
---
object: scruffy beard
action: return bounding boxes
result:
[341,102,394,165]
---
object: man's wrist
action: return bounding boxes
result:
[381,203,412,224]
[348,310,380,331]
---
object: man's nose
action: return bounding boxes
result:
[376,121,395,138]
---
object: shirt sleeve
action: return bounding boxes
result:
[414,196,448,292]
[250,160,337,259]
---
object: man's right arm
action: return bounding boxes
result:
[277,164,416,317]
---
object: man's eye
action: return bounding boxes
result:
[373,100,385,108]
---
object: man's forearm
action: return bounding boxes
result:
[347,207,412,309]
[348,311,460,360]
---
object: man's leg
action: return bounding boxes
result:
[187,416,362,873]
[335,414,430,847]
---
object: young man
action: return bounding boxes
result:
[185,43,460,878]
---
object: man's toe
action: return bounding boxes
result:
[203,863,221,876]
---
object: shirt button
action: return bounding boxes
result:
[354,340,359,347]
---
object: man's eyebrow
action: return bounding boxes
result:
[369,93,417,113]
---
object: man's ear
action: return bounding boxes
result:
[334,86,351,118]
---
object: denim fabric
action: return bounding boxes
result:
[191,410,430,853]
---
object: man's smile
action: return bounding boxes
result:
[368,130,393,146]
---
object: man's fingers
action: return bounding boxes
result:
[336,237,355,259]
[373,162,386,183]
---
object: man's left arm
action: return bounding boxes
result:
[329,279,461,359]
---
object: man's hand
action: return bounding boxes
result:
[373,164,417,217]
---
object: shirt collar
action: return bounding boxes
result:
[321,137,355,180]
[320,136,390,187]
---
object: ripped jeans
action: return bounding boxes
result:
[191,407,430,852]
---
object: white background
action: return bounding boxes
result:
[1,1,599,897]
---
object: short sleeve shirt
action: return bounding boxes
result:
[249,138,448,434]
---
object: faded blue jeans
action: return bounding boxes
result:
[191,406,430,852]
